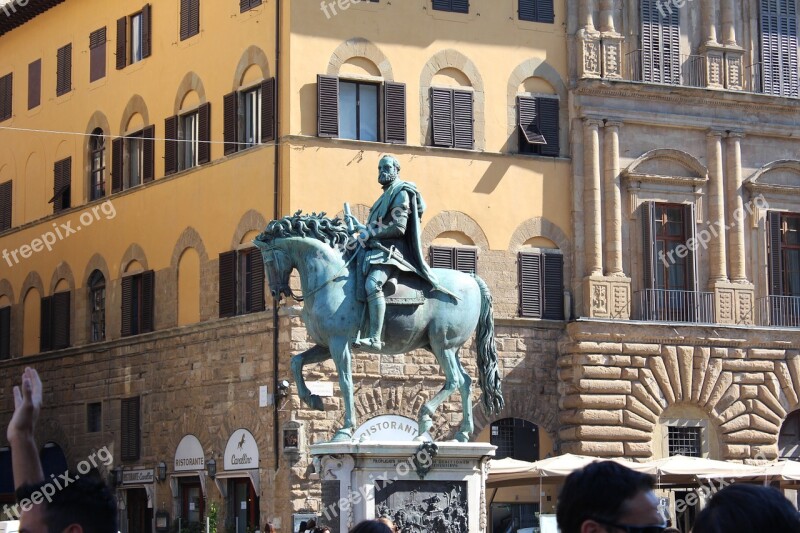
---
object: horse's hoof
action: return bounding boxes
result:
[330,429,354,442]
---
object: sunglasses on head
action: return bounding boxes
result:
[595,521,667,533]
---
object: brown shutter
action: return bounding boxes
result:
[56,44,72,96]
[121,397,141,461]
[683,203,697,293]
[52,291,70,349]
[642,201,656,290]
[116,17,127,69]
[121,276,133,336]
[519,252,542,318]
[198,102,211,164]
[141,4,152,59]
[537,0,555,23]
[452,0,469,12]
[142,125,155,182]
[453,90,474,150]
[261,77,276,143]
[0,306,10,360]
[430,245,455,270]
[141,270,155,333]
[188,0,200,37]
[455,247,477,274]
[219,251,237,317]
[111,138,123,193]
[52,158,71,213]
[0,73,11,121]
[164,116,178,175]
[431,88,454,147]
[28,59,41,109]
[542,253,564,320]
[769,211,784,296]
[537,97,560,157]
[89,27,107,82]
[384,81,406,144]
[180,0,190,40]
[317,75,339,137]
[240,0,250,13]
[223,92,239,155]
[247,248,266,313]
[517,96,546,145]
[40,296,52,352]
[0,180,11,231]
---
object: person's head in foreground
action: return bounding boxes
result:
[556,460,666,533]
[16,474,117,533]
[691,483,800,533]
[349,519,394,533]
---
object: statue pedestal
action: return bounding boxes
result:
[311,441,496,533]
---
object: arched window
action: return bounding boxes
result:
[490,418,540,461]
[779,410,800,460]
[88,270,105,342]
[89,128,106,200]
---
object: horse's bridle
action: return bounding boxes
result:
[260,243,357,302]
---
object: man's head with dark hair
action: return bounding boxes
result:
[556,461,664,533]
[16,473,117,533]
[692,483,800,533]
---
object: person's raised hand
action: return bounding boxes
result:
[7,367,42,445]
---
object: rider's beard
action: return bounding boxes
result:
[378,172,397,185]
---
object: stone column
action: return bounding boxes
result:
[721,0,737,46]
[707,130,728,283]
[581,0,597,33]
[599,0,614,33]
[604,121,623,276]
[702,0,719,45]
[726,132,746,282]
[584,118,603,277]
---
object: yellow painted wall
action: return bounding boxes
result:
[177,247,200,326]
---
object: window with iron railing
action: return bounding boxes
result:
[763,211,800,326]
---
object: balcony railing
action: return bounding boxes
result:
[758,295,800,327]
[625,50,706,88]
[634,289,715,324]
[745,62,800,98]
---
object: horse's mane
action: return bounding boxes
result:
[256,210,351,248]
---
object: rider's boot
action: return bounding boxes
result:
[353,290,385,350]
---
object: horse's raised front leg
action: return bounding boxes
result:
[416,345,463,441]
[291,344,330,411]
[328,337,357,442]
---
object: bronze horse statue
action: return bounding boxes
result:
[255,212,503,442]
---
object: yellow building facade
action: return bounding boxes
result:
[0,0,572,530]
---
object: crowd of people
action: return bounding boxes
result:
[5,368,800,532]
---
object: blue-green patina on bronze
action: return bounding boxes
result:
[254,156,504,443]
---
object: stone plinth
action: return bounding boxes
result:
[310,441,495,533]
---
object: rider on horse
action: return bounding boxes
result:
[346,155,443,350]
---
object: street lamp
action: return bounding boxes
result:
[113,466,123,487]
[157,461,167,482]
[206,458,216,479]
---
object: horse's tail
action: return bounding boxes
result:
[472,274,505,415]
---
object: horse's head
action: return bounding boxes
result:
[253,237,293,301]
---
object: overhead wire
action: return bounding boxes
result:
[0,125,268,146]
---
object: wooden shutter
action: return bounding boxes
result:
[219,251,237,317]
[142,125,155,182]
[89,27,107,82]
[0,73,11,121]
[164,116,178,175]
[384,81,407,144]
[317,75,339,138]
[141,270,155,333]
[224,92,239,155]
[641,0,680,84]
[56,44,72,96]
[542,253,564,320]
[180,0,200,40]
[517,96,546,145]
[768,211,784,296]
[519,252,542,318]
[121,397,141,461]
[431,88,454,147]
[642,201,657,290]
[141,4,152,59]
[246,248,266,313]
[451,0,469,12]
[40,296,52,352]
[0,180,11,231]
[52,291,70,350]
[121,276,133,337]
[111,138,123,193]
[432,0,450,10]
[453,90,473,150]
[198,102,211,164]
[537,97,560,157]
[760,0,799,97]
[52,158,71,213]
[683,203,698,293]
[536,0,555,23]
[261,77,276,143]
[0,306,10,360]
[28,59,41,109]
[430,246,455,269]
[519,0,537,21]
[116,17,127,70]
[455,247,478,274]
[240,0,261,13]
